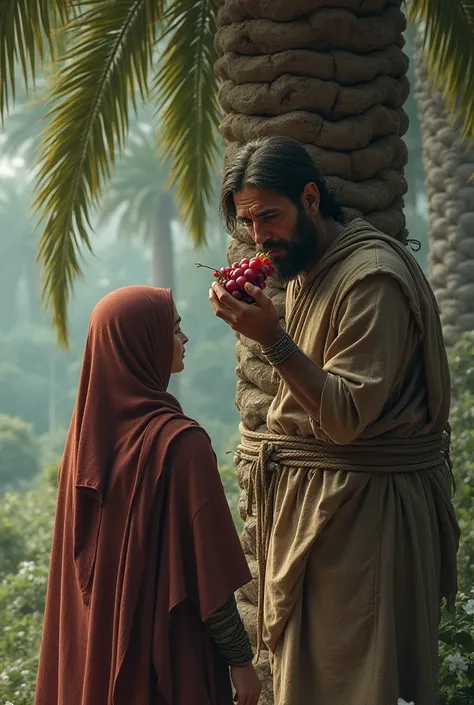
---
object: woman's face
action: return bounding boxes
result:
[171,302,188,374]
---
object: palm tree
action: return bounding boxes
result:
[0,174,44,332]
[1,3,474,701]
[414,33,474,348]
[99,126,177,290]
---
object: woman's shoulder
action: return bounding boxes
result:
[166,423,224,514]
[168,421,214,457]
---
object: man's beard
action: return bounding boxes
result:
[265,207,319,282]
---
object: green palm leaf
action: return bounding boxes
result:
[153,0,221,247]
[34,0,165,347]
[99,126,172,242]
[0,1,68,118]
[409,0,474,139]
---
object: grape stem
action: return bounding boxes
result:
[195,262,219,273]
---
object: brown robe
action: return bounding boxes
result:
[34,286,251,705]
[255,220,460,705]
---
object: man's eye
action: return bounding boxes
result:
[264,214,277,222]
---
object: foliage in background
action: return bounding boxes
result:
[448,332,474,592]
[439,591,474,704]
[0,474,56,705]
[0,415,41,495]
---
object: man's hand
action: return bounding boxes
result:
[230,663,262,705]
[209,282,284,348]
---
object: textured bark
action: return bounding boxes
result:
[216,1,409,701]
[150,193,175,290]
[414,38,474,348]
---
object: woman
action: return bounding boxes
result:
[34,286,261,705]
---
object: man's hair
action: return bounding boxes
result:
[220,136,346,231]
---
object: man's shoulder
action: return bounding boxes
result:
[338,225,415,281]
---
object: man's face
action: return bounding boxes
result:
[234,185,320,281]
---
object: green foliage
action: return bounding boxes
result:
[0,513,28,580]
[0,414,41,495]
[0,476,56,704]
[99,126,173,243]
[448,332,474,591]
[155,0,220,245]
[439,592,474,704]
[408,1,474,141]
[220,464,242,531]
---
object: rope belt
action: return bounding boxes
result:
[235,424,453,660]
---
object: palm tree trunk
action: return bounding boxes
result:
[150,192,181,396]
[151,192,175,291]
[215,1,409,700]
[414,34,474,348]
[26,256,45,326]
[0,259,20,333]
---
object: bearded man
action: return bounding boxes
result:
[209,136,460,705]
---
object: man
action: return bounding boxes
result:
[209,136,460,705]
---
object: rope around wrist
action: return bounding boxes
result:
[262,332,298,366]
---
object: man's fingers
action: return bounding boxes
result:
[211,282,241,309]
[244,282,267,305]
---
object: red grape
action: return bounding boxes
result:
[232,268,244,280]
[225,279,238,293]
[232,290,243,300]
[249,258,262,271]
[236,276,247,288]
[244,268,257,282]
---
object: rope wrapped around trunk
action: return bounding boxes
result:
[236,424,454,661]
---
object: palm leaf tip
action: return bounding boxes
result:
[0,0,69,118]
[409,0,474,141]
[154,0,221,248]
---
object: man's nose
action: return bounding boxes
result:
[253,221,270,246]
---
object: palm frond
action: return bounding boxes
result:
[98,125,170,242]
[409,0,474,140]
[34,0,166,347]
[153,0,221,247]
[0,1,68,118]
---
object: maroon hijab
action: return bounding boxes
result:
[35,286,251,705]
[69,286,187,602]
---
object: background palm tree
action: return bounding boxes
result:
[99,126,177,291]
[0,174,44,332]
[414,32,474,348]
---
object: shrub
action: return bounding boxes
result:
[0,415,41,495]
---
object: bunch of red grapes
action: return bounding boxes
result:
[196,252,275,304]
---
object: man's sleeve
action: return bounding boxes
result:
[314,272,415,445]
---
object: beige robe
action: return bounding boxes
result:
[259,219,460,705]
